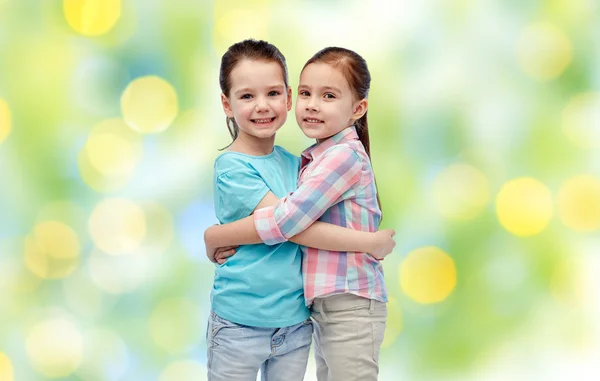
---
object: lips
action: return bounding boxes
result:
[251,117,276,124]
[303,117,324,123]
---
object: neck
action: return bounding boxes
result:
[229,131,275,156]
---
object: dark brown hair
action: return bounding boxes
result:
[219,39,289,150]
[302,47,382,212]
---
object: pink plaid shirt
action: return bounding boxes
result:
[254,126,387,306]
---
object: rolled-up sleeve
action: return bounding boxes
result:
[254,145,362,245]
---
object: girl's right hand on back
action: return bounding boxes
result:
[213,245,239,264]
[369,229,396,260]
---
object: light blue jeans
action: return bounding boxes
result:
[206,311,313,381]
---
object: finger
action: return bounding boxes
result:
[390,229,396,237]
[216,249,236,260]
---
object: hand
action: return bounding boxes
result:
[213,245,238,264]
[369,229,396,260]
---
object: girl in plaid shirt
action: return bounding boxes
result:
[205,40,395,381]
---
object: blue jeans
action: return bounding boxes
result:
[207,311,313,381]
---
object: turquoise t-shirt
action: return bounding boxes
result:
[210,145,309,327]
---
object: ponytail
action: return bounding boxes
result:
[219,117,239,151]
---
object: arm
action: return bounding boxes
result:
[205,192,396,262]
[254,146,365,244]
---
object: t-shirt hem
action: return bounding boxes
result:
[212,305,310,328]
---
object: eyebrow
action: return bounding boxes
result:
[234,85,285,96]
[298,85,342,93]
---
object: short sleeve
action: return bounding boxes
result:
[216,168,269,223]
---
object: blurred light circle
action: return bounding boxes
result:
[63,267,108,318]
[562,93,600,149]
[88,248,150,294]
[212,2,270,55]
[496,177,553,236]
[149,298,203,355]
[36,201,87,237]
[400,246,457,304]
[140,203,175,255]
[121,76,178,134]
[0,98,10,144]
[78,118,143,193]
[86,133,137,177]
[76,329,129,381]
[89,198,146,255]
[381,297,402,349]
[432,163,490,220]
[24,221,81,279]
[63,0,121,36]
[159,360,206,381]
[0,353,14,381]
[33,221,80,259]
[516,22,571,81]
[26,318,83,378]
[558,175,600,232]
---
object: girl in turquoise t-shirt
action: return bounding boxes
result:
[205,39,395,381]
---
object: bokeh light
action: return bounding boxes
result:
[121,76,179,134]
[24,221,81,279]
[88,198,146,255]
[149,298,204,355]
[26,318,83,378]
[496,178,553,237]
[88,248,151,294]
[516,22,572,81]
[76,329,129,381]
[212,0,270,55]
[381,297,403,349]
[562,93,600,149]
[63,267,112,318]
[431,163,490,220]
[0,98,10,144]
[400,246,457,304]
[63,0,121,36]
[558,175,600,232]
[78,118,143,193]
[0,353,14,381]
[159,360,207,381]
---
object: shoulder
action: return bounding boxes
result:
[321,143,361,163]
[214,152,250,175]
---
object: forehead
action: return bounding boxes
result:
[229,59,285,89]
[299,62,350,90]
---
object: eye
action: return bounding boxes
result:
[299,90,310,97]
[324,93,336,99]
[240,94,253,99]
[268,90,280,96]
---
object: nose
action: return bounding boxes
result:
[255,96,269,112]
[306,97,318,112]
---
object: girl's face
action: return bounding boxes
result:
[222,59,292,140]
[295,62,367,141]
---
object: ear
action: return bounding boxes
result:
[286,87,293,111]
[221,93,234,118]
[351,98,368,121]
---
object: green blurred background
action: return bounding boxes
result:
[1,0,599,380]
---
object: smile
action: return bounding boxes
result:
[304,118,323,123]
[251,117,276,124]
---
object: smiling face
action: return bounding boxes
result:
[221,59,292,141]
[295,62,367,141]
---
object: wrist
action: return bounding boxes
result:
[365,232,377,253]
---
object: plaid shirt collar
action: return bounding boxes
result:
[301,126,359,165]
